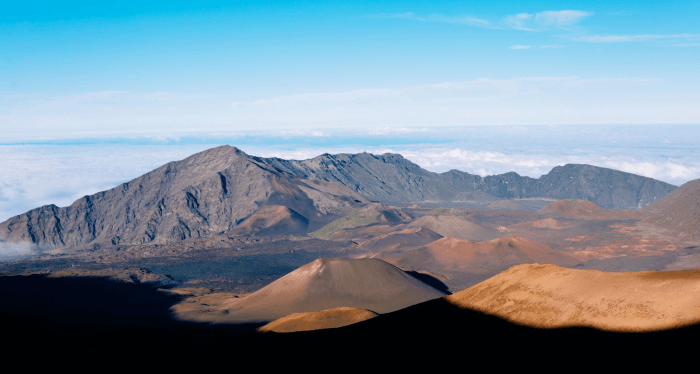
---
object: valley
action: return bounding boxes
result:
[1,145,699,362]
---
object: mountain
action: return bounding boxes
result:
[255,153,676,209]
[642,178,700,238]
[0,145,677,248]
[0,146,368,247]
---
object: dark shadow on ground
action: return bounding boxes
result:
[404,270,451,294]
[2,274,696,368]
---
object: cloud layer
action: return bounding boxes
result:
[2,125,699,223]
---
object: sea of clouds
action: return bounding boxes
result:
[1,125,699,226]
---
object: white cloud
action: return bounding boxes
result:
[535,10,592,26]
[504,10,591,31]
[278,129,329,137]
[369,127,431,135]
[244,141,700,187]
[511,45,564,50]
[3,128,700,225]
[0,144,217,223]
[504,13,535,31]
[374,12,424,21]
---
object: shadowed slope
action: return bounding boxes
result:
[257,307,378,333]
[3,273,696,365]
[172,257,448,323]
[446,264,700,331]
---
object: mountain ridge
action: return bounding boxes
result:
[255,152,676,209]
[0,145,676,248]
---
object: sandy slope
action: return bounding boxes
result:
[257,307,378,333]
[447,263,700,331]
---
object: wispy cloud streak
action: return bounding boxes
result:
[574,33,700,42]
[504,10,592,31]
[372,12,493,28]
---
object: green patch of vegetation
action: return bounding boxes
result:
[309,209,380,240]
[426,208,469,216]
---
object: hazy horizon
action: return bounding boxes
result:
[1,124,699,223]
[2,2,699,222]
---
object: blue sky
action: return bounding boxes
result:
[1,1,699,138]
[1,1,700,227]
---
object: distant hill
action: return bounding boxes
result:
[405,215,496,241]
[642,178,700,238]
[172,257,448,323]
[0,146,368,247]
[255,153,676,209]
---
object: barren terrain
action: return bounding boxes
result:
[1,147,699,362]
